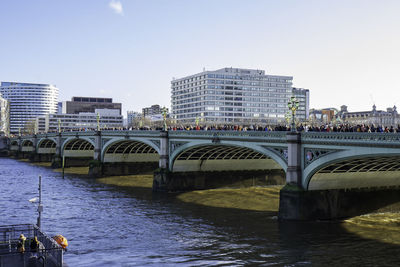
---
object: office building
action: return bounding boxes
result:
[292,88,309,122]
[36,109,123,133]
[127,111,141,127]
[62,97,122,115]
[0,82,58,134]
[142,104,165,118]
[171,67,306,125]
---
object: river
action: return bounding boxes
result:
[0,158,399,266]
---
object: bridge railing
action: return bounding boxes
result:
[168,130,287,140]
[302,132,400,145]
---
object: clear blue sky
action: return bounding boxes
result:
[1,0,399,116]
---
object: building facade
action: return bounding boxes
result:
[309,108,337,125]
[171,67,306,125]
[292,88,309,122]
[0,96,10,135]
[337,105,399,126]
[142,105,164,118]
[127,111,141,127]
[36,108,123,133]
[62,97,122,115]
[0,82,58,134]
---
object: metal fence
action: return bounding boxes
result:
[0,224,63,267]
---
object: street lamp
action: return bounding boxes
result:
[58,119,61,133]
[97,113,100,131]
[287,96,299,132]
[162,107,168,131]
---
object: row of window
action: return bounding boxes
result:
[171,74,292,87]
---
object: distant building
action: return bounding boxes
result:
[62,97,122,115]
[309,108,337,124]
[0,82,58,134]
[0,96,10,135]
[292,88,310,122]
[126,111,141,126]
[36,109,123,133]
[337,105,399,126]
[142,105,166,118]
[57,102,63,114]
[171,67,308,125]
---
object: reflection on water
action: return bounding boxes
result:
[0,158,399,266]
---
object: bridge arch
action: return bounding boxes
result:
[101,138,160,162]
[169,141,287,172]
[304,148,400,190]
[62,137,95,158]
[37,138,57,154]
[21,140,34,147]
[10,140,19,146]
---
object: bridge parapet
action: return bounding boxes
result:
[302,132,400,146]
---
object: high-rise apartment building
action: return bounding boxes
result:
[171,67,308,124]
[0,82,58,134]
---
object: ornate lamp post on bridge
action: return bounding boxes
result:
[97,113,100,131]
[162,107,168,131]
[287,96,299,132]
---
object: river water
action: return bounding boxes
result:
[1,158,399,266]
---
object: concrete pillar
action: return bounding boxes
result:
[159,131,169,169]
[286,132,302,188]
[94,131,102,161]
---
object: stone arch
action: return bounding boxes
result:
[101,138,160,162]
[169,141,287,172]
[303,148,400,190]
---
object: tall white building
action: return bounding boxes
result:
[0,82,59,134]
[171,67,309,125]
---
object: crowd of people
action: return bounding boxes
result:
[13,123,400,137]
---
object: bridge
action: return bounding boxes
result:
[8,130,400,220]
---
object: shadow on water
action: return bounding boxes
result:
[20,161,400,266]
[80,175,400,266]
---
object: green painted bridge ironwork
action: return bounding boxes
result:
[9,130,400,191]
